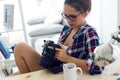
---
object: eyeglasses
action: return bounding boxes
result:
[61,12,81,21]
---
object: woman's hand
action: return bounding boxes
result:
[55,43,70,62]
[48,43,69,62]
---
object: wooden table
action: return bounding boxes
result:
[1,60,120,80]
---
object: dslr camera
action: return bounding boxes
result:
[39,40,63,73]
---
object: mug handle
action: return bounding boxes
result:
[76,67,83,79]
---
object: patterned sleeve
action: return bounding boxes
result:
[85,27,104,75]
[87,58,104,75]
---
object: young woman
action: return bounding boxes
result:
[14,0,104,75]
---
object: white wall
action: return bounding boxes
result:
[21,0,64,22]
[100,0,118,43]
[87,0,118,43]
[118,0,120,26]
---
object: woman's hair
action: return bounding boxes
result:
[64,0,91,13]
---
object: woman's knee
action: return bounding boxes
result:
[14,42,27,50]
[14,42,28,55]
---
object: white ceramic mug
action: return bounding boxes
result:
[63,63,82,80]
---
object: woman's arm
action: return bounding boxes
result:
[54,43,88,72]
[65,55,88,71]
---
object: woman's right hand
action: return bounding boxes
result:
[54,43,70,63]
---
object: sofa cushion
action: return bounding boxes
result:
[29,24,63,37]
[27,15,47,25]
[44,12,63,24]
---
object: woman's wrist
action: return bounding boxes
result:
[64,55,71,63]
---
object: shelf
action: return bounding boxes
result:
[0,0,27,43]
[0,28,23,33]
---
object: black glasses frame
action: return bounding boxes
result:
[61,12,81,21]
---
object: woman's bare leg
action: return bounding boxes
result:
[14,42,44,74]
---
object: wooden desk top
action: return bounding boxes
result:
[1,60,120,80]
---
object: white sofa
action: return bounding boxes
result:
[26,11,68,48]
[23,0,67,48]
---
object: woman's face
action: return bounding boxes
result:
[63,4,87,28]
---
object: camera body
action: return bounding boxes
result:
[39,40,63,73]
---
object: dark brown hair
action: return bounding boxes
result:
[64,0,91,13]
